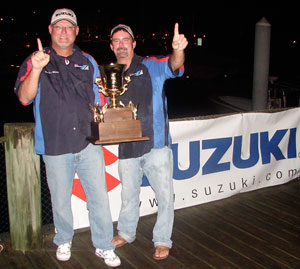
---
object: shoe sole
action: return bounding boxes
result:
[95,251,121,267]
[56,255,71,262]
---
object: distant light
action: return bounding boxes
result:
[197,38,202,46]
[10,64,20,69]
[25,44,30,48]
[292,40,297,44]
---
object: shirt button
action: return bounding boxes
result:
[73,127,76,130]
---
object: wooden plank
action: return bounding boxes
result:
[72,249,110,269]
[43,233,87,269]
[246,186,300,225]
[242,193,300,234]
[4,123,41,251]
[0,250,34,268]
[76,227,140,268]
[25,251,63,269]
[1,179,300,268]
[171,227,239,268]
[236,193,300,242]
[136,216,204,268]
[175,207,279,268]
[278,180,300,199]
[206,196,300,268]
[173,210,263,268]
[185,205,292,268]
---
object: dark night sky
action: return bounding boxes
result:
[1,5,299,37]
[1,4,300,134]
[2,6,299,63]
[1,5,300,82]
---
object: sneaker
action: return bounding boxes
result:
[56,242,72,261]
[95,248,121,267]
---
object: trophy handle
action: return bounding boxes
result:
[124,75,131,85]
[95,77,109,96]
[119,75,131,96]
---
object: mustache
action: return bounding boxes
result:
[117,47,127,52]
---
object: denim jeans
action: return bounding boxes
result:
[43,143,115,250]
[118,146,174,248]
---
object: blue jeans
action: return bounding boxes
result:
[43,143,115,250]
[118,146,174,248]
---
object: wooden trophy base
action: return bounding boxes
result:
[88,107,149,145]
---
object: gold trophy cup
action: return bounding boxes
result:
[89,63,149,144]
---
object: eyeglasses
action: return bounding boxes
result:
[52,25,76,32]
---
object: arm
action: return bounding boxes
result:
[170,23,188,72]
[18,38,50,104]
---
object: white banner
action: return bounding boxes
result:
[71,108,300,229]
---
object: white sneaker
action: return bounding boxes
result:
[56,242,72,261]
[95,248,121,267]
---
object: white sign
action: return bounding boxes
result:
[72,108,300,229]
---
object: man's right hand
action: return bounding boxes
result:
[18,38,50,104]
[31,38,50,70]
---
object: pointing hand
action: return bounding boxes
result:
[172,23,188,51]
[31,38,50,70]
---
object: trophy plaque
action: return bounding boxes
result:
[89,63,149,144]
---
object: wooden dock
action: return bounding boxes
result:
[1,178,300,268]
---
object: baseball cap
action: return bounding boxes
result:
[51,8,77,25]
[110,24,134,40]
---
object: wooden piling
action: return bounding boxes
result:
[252,17,271,111]
[4,123,42,251]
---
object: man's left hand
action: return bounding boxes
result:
[172,23,188,51]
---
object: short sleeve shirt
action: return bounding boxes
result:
[14,45,103,155]
[117,54,184,159]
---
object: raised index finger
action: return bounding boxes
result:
[37,38,43,52]
[174,23,179,37]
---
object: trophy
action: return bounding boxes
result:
[89,63,149,144]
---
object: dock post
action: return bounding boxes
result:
[252,17,271,111]
[4,122,42,251]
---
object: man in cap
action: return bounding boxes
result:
[14,8,121,267]
[110,23,188,260]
